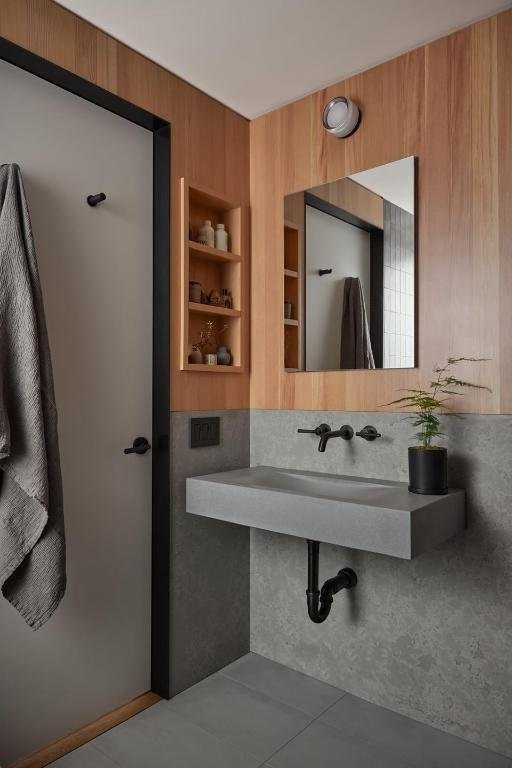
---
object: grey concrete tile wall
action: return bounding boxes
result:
[250,410,512,757]
[170,409,250,695]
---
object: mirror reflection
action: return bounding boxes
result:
[283,156,416,372]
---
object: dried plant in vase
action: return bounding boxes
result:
[196,320,228,360]
[386,357,490,494]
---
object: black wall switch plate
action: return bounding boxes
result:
[190,417,220,448]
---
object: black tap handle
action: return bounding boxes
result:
[356,425,381,441]
[298,423,331,436]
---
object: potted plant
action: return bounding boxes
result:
[387,357,490,495]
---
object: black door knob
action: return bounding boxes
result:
[124,437,151,455]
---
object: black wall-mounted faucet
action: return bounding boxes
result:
[297,423,331,436]
[356,425,381,441]
[318,425,354,452]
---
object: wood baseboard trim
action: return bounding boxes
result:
[7,691,161,768]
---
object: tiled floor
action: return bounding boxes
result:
[51,654,510,768]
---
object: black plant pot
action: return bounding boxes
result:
[408,446,448,495]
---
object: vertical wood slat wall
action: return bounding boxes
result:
[0,0,250,412]
[250,10,512,414]
[1,3,510,415]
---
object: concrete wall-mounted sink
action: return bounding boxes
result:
[186,466,466,559]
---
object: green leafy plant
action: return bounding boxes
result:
[386,357,490,449]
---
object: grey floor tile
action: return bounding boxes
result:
[221,652,345,717]
[267,720,410,768]
[320,694,509,768]
[94,701,260,768]
[165,673,312,762]
[50,743,118,767]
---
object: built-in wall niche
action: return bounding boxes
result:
[180,179,245,372]
[283,156,416,373]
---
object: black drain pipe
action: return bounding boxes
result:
[306,540,357,623]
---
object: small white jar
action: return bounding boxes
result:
[197,220,214,248]
[214,223,228,251]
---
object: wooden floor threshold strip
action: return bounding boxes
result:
[7,691,160,768]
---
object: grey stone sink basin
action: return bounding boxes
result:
[186,466,466,559]
[243,467,404,504]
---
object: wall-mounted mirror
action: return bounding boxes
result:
[283,156,416,372]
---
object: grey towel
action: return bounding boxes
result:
[340,276,375,370]
[0,163,65,629]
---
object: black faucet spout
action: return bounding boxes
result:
[317,425,354,452]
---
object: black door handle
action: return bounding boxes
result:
[124,436,151,455]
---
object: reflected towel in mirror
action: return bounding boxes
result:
[340,276,375,370]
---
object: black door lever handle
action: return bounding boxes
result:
[124,436,151,455]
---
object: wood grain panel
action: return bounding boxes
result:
[251,11,510,413]
[0,0,250,411]
[498,10,512,412]
[7,692,160,768]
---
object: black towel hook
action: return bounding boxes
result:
[318,268,333,276]
[87,193,106,207]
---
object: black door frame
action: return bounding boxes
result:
[0,36,171,698]
[305,191,384,368]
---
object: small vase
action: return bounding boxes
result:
[216,346,231,365]
[189,281,202,303]
[408,446,448,495]
[188,347,202,364]
[204,353,217,365]
[208,289,223,306]
[197,220,214,248]
[215,223,228,251]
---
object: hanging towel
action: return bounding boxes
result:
[340,276,375,370]
[0,163,65,629]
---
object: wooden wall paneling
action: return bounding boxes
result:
[179,178,190,371]
[250,111,283,406]
[498,10,512,413]
[0,0,250,411]
[251,12,509,413]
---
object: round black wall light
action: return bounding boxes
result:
[322,97,360,138]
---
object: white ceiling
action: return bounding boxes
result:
[58,0,510,118]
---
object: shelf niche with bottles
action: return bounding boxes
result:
[180,179,245,373]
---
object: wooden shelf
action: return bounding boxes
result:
[183,363,242,374]
[181,178,245,372]
[283,200,304,370]
[188,241,241,264]
[189,302,241,318]
[285,368,299,372]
